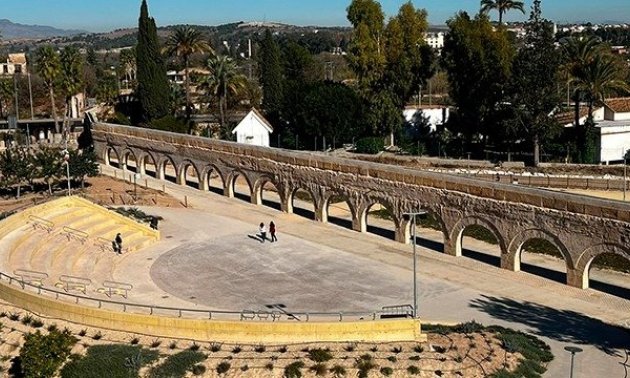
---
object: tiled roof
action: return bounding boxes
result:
[605,98,630,114]
[555,107,589,125]
[8,53,26,64]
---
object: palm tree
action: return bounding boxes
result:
[35,46,61,134]
[119,47,137,89]
[560,36,608,127]
[203,55,247,133]
[573,54,630,118]
[165,26,212,124]
[480,0,525,24]
[59,47,84,143]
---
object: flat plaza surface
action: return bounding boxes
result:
[101,165,629,377]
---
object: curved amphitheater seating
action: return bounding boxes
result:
[0,196,159,292]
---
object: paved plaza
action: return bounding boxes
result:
[101,165,630,377]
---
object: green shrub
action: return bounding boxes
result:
[209,343,222,352]
[386,356,397,363]
[370,346,379,352]
[9,313,20,321]
[77,329,86,337]
[240,365,249,372]
[265,362,274,370]
[343,343,356,352]
[308,348,333,363]
[150,339,161,348]
[488,326,553,378]
[92,331,102,340]
[191,364,206,376]
[60,344,158,378]
[107,112,132,126]
[21,329,77,378]
[355,354,376,378]
[130,337,140,345]
[407,365,420,375]
[21,314,33,325]
[277,345,288,353]
[231,345,242,354]
[148,350,206,378]
[409,355,421,361]
[390,346,403,354]
[215,361,231,375]
[284,361,305,378]
[31,319,44,328]
[309,363,328,376]
[330,364,347,377]
[355,137,385,154]
[455,320,484,334]
[254,344,266,353]
[413,345,424,353]
[150,115,188,134]
[380,366,394,376]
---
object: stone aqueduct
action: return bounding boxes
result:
[93,123,630,290]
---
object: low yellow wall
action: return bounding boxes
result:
[0,281,425,344]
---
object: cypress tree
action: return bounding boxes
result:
[258,29,283,123]
[136,0,169,122]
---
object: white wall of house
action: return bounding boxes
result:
[599,122,630,163]
[403,107,449,132]
[232,110,272,147]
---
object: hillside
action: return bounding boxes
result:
[0,19,84,40]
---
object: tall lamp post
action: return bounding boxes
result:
[133,172,141,201]
[62,149,71,196]
[564,346,583,378]
[403,211,427,318]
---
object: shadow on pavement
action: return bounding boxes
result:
[366,224,395,240]
[469,295,630,355]
[262,199,282,211]
[590,280,630,301]
[294,207,315,220]
[328,216,352,230]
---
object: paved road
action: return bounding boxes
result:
[102,165,630,377]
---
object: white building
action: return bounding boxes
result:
[0,53,27,76]
[599,98,630,163]
[403,105,449,132]
[232,108,273,147]
[558,98,630,163]
[424,32,445,50]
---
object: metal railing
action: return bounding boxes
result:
[59,275,92,294]
[0,271,393,323]
[13,269,48,287]
[102,280,133,299]
[27,215,54,233]
[62,226,89,244]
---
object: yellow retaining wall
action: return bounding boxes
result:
[0,280,425,344]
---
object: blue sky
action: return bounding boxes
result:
[4,0,630,32]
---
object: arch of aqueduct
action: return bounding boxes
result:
[93,123,630,291]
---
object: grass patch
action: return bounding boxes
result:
[215,361,231,375]
[380,366,393,376]
[148,350,206,378]
[330,364,347,377]
[308,348,333,363]
[284,361,305,378]
[60,344,158,378]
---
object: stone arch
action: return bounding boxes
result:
[252,175,285,209]
[120,148,137,172]
[448,216,507,258]
[200,164,226,194]
[398,206,449,247]
[357,199,400,241]
[287,186,320,220]
[104,146,121,168]
[225,169,254,200]
[137,152,158,177]
[572,243,630,289]
[157,155,178,182]
[506,228,572,272]
[323,191,360,232]
[177,159,202,188]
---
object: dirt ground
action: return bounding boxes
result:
[0,175,183,214]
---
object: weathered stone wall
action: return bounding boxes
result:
[93,123,630,290]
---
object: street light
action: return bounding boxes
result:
[564,346,583,378]
[403,210,427,318]
[62,149,71,196]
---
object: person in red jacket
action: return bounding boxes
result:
[269,221,277,242]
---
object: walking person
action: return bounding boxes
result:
[269,221,278,243]
[115,233,123,254]
[258,222,267,243]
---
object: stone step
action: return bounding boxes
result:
[27,233,72,274]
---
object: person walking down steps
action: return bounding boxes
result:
[259,223,267,243]
[114,233,123,254]
[269,221,278,243]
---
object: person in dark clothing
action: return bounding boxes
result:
[115,233,123,254]
[269,221,277,242]
[150,217,159,230]
[259,222,267,243]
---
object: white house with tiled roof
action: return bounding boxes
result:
[0,53,26,76]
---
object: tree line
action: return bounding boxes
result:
[0,146,98,199]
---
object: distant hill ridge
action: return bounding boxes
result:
[0,19,85,40]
